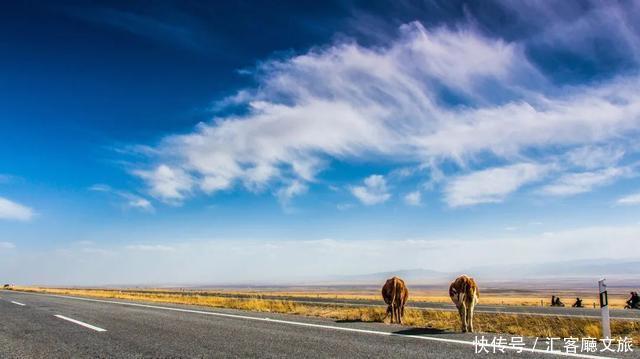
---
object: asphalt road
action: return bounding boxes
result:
[195,292,640,321]
[0,290,634,358]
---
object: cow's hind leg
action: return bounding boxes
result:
[458,304,467,332]
[466,300,474,332]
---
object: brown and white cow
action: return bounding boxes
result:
[449,275,479,332]
[382,276,409,324]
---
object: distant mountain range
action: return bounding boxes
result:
[467,259,640,279]
[331,268,451,284]
[129,259,639,288]
[325,259,640,286]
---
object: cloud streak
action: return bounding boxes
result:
[616,192,640,206]
[134,165,192,203]
[0,197,34,221]
[0,242,16,249]
[541,167,634,197]
[403,190,422,206]
[350,175,391,205]
[3,223,639,284]
[445,163,550,207]
[132,20,640,207]
[66,7,212,53]
[90,184,154,212]
[276,180,308,207]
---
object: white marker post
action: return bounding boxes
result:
[598,278,611,339]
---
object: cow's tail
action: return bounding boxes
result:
[391,278,397,317]
[462,277,478,305]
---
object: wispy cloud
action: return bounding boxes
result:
[565,145,625,170]
[126,197,153,211]
[498,0,640,72]
[403,191,422,206]
[90,184,154,212]
[125,244,175,252]
[350,175,391,205]
[336,203,354,211]
[541,167,634,197]
[3,224,640,284]
[445,163,550,207]
[0,242,15,249]
[73,240,95,246]
[616,192,640,206]
[130,17,640,207]
[88,184,111,192]
[133,165,192,204]
[0,197,34,221]
[276,180,308,207]
[66,7,211,53]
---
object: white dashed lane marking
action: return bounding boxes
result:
[54,314,107,332]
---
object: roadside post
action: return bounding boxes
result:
[598,278,611,338]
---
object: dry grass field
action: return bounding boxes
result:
[218,288,630,308]
[9,286,639,344]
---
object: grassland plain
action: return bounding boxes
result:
[9,286,639,344]
[215,288,631,309]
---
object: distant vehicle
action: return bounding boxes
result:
[625,291,640,310]
[550,295,565,307]
[3,284,12,289]
[572,297,583,308]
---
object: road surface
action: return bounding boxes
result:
[0,291,633,358]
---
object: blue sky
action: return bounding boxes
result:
[2,1,640,285]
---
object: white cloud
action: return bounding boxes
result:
[617,192,640,205]
[276,180,308,206]
[90,183,154,212]
[134,165,193,202]
[0,242,15,249]
[350,175,391,205]
[445,163,550,207]
[3,224,640,284]
[89,184,112,192]
[565,145,625,169]
[0,197,34,221]
[132,22,640,206]
[126,196,154,211]
[541,167,633,196]
[80,247,114,255]
[336,203,354,211]
[404,191,422,206]
[125,244,175,252]
[74,240,95,246]
[499,1,640,67]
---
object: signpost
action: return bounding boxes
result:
[598,278,611,339]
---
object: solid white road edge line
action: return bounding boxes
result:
[10,301,25,306]
[54,314,107,332]
[19,291,615,359]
